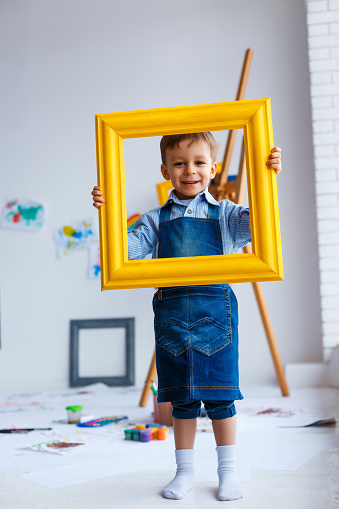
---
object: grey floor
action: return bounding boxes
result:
[1,387,339,509]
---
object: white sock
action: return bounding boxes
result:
[216,445,244,501]
[162,449,194,500]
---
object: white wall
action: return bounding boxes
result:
[0,0,323,390]
[305,0,339,360]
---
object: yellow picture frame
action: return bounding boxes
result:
[95,99,283,290]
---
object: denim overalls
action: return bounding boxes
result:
[152,200,243,418]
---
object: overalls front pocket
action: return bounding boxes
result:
[153,286,234,357]
[153,292,190,356]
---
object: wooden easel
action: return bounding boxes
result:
[139,49,289,408]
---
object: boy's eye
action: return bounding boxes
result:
[174,162,184,166]
[196,161,205,165]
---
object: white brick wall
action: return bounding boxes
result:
[306,0,339,351]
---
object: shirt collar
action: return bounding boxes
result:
[162,187,220,208]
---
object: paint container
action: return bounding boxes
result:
[140,429,151,442]
[135,424,146,430]
[124,429,133,440]
[148,428,155,440]
[148,426,157,439]
[157,427,168,440]
[66,406,83,424]
[132,429,141,441]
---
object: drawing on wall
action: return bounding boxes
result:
[54,218,98,258]
[88,244,100,279]
[87,214,141,279]
[127,213,141,231]
[1,199,44,231]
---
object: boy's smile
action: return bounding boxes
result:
[160,139,218,201]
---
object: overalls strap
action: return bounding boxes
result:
[207,202,219,220]
[159,202,172,223]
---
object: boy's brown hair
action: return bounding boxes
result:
[160,132,217,165]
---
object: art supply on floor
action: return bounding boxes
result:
[156,427,168,440]
[124,425,169,442]
[0,428,52,434]
[124,429,132,440]
[66,406,83,423]
[132,429,140,441]
[140,429,151,442]
[77,416,128,427]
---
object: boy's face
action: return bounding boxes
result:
[160,139,217,201]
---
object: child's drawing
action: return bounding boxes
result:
[0,400,54,413]
[28,440,85,455]
[87,215,141,278]
[88,244,100,278]
[54,218,98,258]
[127,213,141,231]
[1,199,44,231]
[245,407,295,418]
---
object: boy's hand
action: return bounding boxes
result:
[92,186,105,208]
[266,146,282,175]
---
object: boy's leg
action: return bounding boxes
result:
[212,413,236,445]
[204,401,244,502]
[162,400,200,500]
[173,415,197,449]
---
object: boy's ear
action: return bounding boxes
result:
[210,162,218,179]
[161,164,171,181]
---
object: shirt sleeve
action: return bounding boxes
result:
[227,202,251,249]
[127,210,159,260]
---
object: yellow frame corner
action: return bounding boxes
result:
[95,99,283,290]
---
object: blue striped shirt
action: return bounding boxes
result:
[128,187,251,260]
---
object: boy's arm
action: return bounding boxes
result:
[127,212,159,260]
[227,146,282,249]
[227,203,251,249]
[91,186,159,260]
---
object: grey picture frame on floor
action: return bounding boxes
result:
[69,317,135,387]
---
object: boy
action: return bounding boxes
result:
[92,133,282,501]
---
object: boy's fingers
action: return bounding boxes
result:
[271,146,281,153]
[267,164,281,174]
[266,157,281,164]
[92,190,103,196]
[268,152,281,160]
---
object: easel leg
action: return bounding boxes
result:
[139,351,157,407]
[250,280,290,396]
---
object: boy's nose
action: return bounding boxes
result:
[185,163,196,174]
